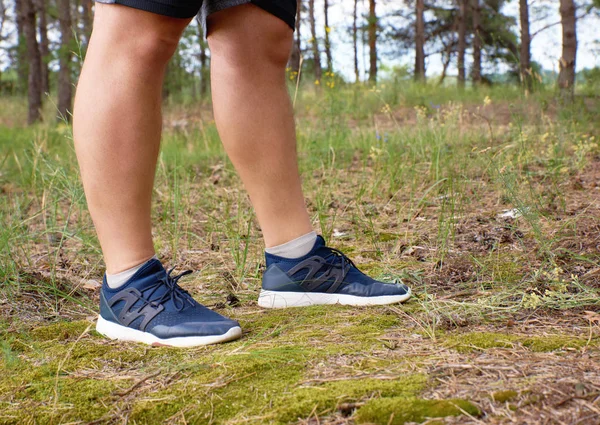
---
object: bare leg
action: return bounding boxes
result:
[207,5,313,248]
[73,5,190,273]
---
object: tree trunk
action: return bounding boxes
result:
[471,0,482,85]
[14,0,28,93]
[519,0,532,92]
[414,0,426,81]
[308,0,321,82]
[196,17,209,97]
[323,0,332,72]
[353,0,359,83]
[81,0,93,48]
[57,0,73,121]
[0,4,5,85]
[438,42,452,85]
[36,0,49,95]
[21,0,42,124]
[368,0,377,83]
[289,0,302,73]
[558,0,576,100]
[457,0,467,88]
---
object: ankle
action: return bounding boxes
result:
[105,255,157,289]
[265,231,317,259]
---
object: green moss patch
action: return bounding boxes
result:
[0,371,118,423]
[29,320,93,342]
[128,343,427,425]
[491,390,519,403]
[520,336,588,352]
[356,397,480,424]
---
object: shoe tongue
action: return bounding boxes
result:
[124,258,167,291]
[312,235,326,251]
[137,258,165,277]
[130,260,185,308]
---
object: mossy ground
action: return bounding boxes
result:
[2,86,600,424]
[2,308,599,424]
[1,313,429,424]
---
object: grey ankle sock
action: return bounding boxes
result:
[105,255,158,289]
[265,231,317,259]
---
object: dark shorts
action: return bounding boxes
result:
[95,0,297,31]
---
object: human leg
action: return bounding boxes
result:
[73,4,189,274]
[74,3,241,346]
[206,4,313,249]
[205,3,411,308]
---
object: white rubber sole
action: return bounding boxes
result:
[257,288,412,309]
[96,315,242,347]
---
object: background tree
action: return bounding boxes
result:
[197,18,209,97]
[519,0,532,92]
[57,0,73,121]
[289,0,302,74]
[35,0,49,95]
[558,0,577,100]
[353,0,359,82]
[323,0,332,72]
[80,0,93,49]
[0,0,7,83]
[308,0,323,81]
[457,0,467,87]
[368,0,377,83]
[471,0,482,84]
[308,0,321,82]
[14,0,28,92]
[20,0,42,123]
[414,0,426,81]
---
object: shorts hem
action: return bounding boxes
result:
[94,0,296,30]
[250,0,296,30]
[98,0,200,19]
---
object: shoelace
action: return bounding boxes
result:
[321,247,357,281]
[136,268,195,313]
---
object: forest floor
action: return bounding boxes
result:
[1,84,600,424]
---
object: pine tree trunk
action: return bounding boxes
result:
[57,0,73,121]
[81,0,93,48]
[14,0,28,93]
[471,0,482,84]
[0,4,5,85]
[323,0,332,72]
[21,0,42,124]
[414,0,426,81]
[194,17,209,97]
[197,19,209,97]
[368,0,377,83]
[289,0,302,73]
[36,0,49,95]
[438,46,452,85]
[457,0,467,88]
[308,0,321,82]
[519,0,532,92]
[353,0,359,83]
[199,44,208,97]
[558,0,576,100]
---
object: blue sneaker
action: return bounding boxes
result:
[96,259,242,347]
[258,236,411,308]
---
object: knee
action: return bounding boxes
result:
[207,7,293,71]
[130,32,181,65]
[91,5,185,66]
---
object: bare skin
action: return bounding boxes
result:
[73,4,312,274]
